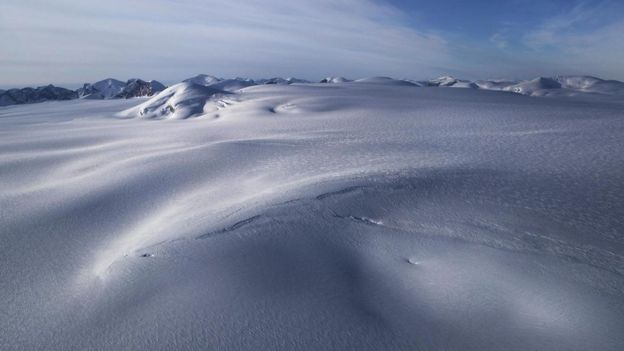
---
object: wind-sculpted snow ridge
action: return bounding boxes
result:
[1,83,624,350]
[119,82,230,119]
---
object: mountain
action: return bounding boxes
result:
[474,80,518,91]
[115,79,166,99]
[119,82,229,119]
[91,78,126,99]
[427,76,478,88]
[320,77,351,83]
[76,83,104,99]
[428,75,458,87]
[503,77,562,96]
[0,85,77,106]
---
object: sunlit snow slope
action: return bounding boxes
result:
[1,83,623,350]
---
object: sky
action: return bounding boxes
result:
[1,0,623,87]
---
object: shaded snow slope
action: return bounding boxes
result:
[209,78,256,91]
[183,74,222,86]
[119,82,229,119]
[1,85,624,350]
[354,76,418,86]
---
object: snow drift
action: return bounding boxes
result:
[1,82,624,350]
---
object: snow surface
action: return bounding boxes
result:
[1,83,624,350]
[119,82,229,120]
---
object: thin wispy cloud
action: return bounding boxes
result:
[0,0,450,86]
[522,1,624,78]
[1,0,623,86]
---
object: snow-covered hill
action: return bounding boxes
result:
[119,82,229,119]
[2,74,622,107]
[183,74,222,86]
[2,83,623,350]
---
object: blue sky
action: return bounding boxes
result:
[1,0,623,87]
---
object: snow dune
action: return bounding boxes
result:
[1,83,624,350]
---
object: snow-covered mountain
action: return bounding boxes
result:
[320,76,351,83]
[114,79,166,98]
[93,78,126,98]
[426,76,478,88]
[474,79,518,91]
[0,85,77,106]
[1,74,622,107]
[76,83,103,99]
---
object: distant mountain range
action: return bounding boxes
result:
[0,78,168,107]
[1,74,622,107]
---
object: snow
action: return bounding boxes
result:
[1,83,624,350]
[353,76,418,86]
[183,74,222,86]
[119,82,229,119]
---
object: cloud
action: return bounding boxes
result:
[0,0,451,86]
[489,32,509,49]
[521,1,624,79]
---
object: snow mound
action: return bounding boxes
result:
[427,76,478,88]
[555,76,624,95]
[183,74,222,86]
[475,80,518,91]
[504,77,562,96]
[120,82,228,119]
